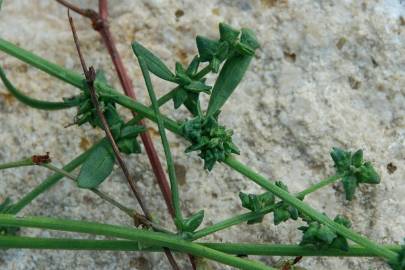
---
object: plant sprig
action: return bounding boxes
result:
[0,19,401,270]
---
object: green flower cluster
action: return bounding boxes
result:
[331,148,380,200]
[196,23,260,72]
[182,114,239,171]
[239,191,275,224]
[299,215,351,251]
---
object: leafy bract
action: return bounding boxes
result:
[77,140,115,189]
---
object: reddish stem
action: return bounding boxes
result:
[56,0,174,217]
[97,1,174,218]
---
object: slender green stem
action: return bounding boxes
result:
[0,158,33,170]
[224,157,398,261]
[6,145,96,214]
[0,39,397,262]
[42,163,172,234]
[203,243,402,257]
[0,38,83,88]
[111,86,398,261]
[0,215,274,270]
[41,164,132,217]
[137,57,183,227]
[0,236,401,257]
[192,205,278,240]
[128,86,180,125]
[0,66,75,110]
[194,63,212,80]
[193,175,342,240]
[296,174,342,199]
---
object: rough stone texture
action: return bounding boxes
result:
[0,0,404,269]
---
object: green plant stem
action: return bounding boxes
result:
[224,157,398,261]
[0,39,83,88]
[0,158,33,170]
[5,146,96,214]
[129,86,180,125]
[296,174,342,199]
[105,87,399,261]
[137,57,183,227]
[194,63,212,80]
[0,39,397,262]
[41,164,131,216]
[0,215,274,270]
[0,66,75,110]
[0,236,400,257]
[41,163,171,234]
[192,174,342,240]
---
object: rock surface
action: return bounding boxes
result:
[0,0,404,269]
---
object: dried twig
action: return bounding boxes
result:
[56,0,174,219]
[67,10,151,219]
[67,10,181,270]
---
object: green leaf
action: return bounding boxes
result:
[331,236,350,251]
[77,141,115,189]
[196,36,220,62]
[183,93,200,116]
[0,0,3,10]
[182,210,204,232]
[184,81,211,93]
[95,69,109,84]
[186,56,200,76]
[172,88,188,109]
[330,147,351,174]
[342,175,357,201]
[238,28,260,55]
[206,53,253,117]
[219,23,240,44]
[119,124,146,139]
[117,138,141,155]
[334,215,352,228]
[317,226,337,244]
[352,149,363,167]
[358,162,380,184]
[274,208,290,225]
[132,42,176,82]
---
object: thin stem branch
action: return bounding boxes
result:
[68,12,151,219]
[42,164,130,216]
[0,215,275,270]
[0,158,33,170]
[192,174,342,240]
[64,8,181,268]
[6,146,94,214]
[0,66,75,110]
[138,57,183,226]
[0,236,401,257]
[42,163,171,233]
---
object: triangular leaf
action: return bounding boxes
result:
[219,23,240,44]
[186,56,200,76]
[173,88,188,109]
[358,162,380,184]
[196,36,220,62]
